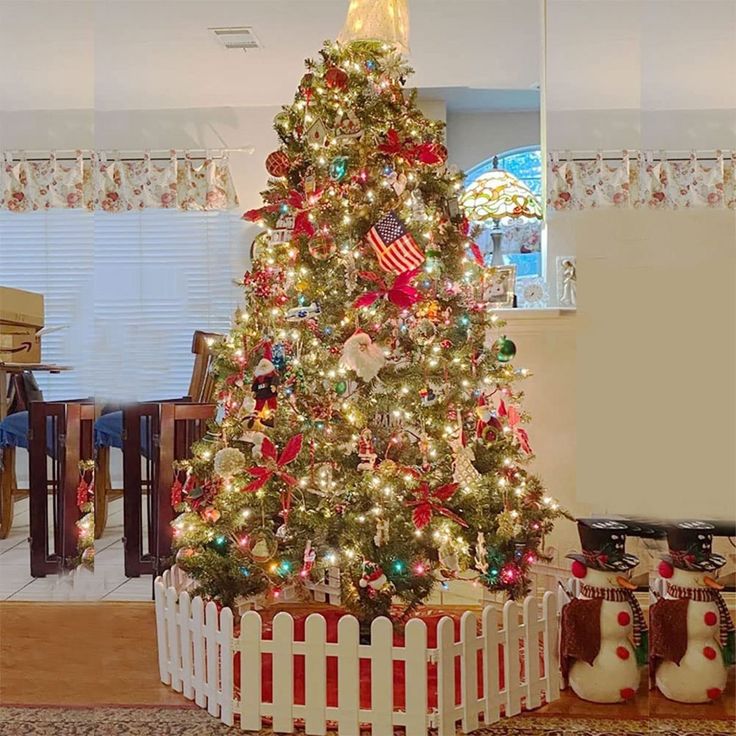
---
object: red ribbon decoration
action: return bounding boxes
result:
[353,268,421,309]
[498,400,533,454]
[243,188,324,237]
[405,482,468,530]
[378,129,445,165]
[244,434,304,492]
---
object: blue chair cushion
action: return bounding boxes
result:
[0,411,56,456]
[94,411,152,458]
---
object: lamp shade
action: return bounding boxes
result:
[460,169,543,223]
[338,0,410,55]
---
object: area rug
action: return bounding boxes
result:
[1,708,734,736]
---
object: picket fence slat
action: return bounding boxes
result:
[436,616,456,736]
[370,617,394,736]
[166,587,182,692]
[305,614,327,736]
[481,606,501,726]
[154,578,169,685]
[503,600,522,717]
[542,591,561,701]
[272,612,294,733]
[523,597,542,709]
[220,607,234,726]
[336,616,360,736]
[240,611,262,731]
[191,596,207,708]
[155,569,561,736]
[404,618,428,736]
[460,612,478,732]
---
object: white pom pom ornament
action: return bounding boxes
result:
[213,447,246,478]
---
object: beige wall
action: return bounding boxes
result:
[447,110,540,171]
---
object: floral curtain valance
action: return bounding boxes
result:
[548,151,736,211]
[0,151,239,212]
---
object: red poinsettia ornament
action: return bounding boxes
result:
[405,482,468,530]
[244,434,304,492]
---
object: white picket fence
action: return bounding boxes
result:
[154,567,560,735]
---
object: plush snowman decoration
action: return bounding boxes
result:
[561,520,646,704]
[651,521,735,703]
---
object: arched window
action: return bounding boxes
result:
[465,145,543,279]
[465,145,542,196]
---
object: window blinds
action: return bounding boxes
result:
[0,208,248,401]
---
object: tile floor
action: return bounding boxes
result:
[0,497,154,602]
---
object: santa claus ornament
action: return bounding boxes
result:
[560,519,646,703]
[340,330,386,382]
[650,521,735,703]
[251,344,280,426]
[359,560,390,594]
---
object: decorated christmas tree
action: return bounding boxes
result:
[172,8,563,622]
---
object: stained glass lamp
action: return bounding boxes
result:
[338,0,410,55]
[460,156,542,266]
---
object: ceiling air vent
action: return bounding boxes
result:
[210,27,261,52]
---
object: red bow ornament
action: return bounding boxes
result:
[353,268,421,310]
[243,188,324,239]
[498,400,533,454]
[379,129,445,165]
[244,434,303,492]
[405,482,468,530]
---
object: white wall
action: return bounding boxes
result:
[447,110,540,171]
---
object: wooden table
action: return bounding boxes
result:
[0,363,71,420]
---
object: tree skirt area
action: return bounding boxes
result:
[1,708,734,736]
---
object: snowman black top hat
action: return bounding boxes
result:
[662,521,727,572]
[566,518,639,572]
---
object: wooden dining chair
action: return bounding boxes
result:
[28,400,95,576]
[94,330,223,539]
[0,372,44,539]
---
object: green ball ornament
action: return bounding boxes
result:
[493,336,517,363]
[329,155,350,182]
[335,380,348,396]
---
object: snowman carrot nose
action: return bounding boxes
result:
[704,575,724,590]
[616,575,637,590]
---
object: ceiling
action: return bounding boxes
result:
[0,0,542,112]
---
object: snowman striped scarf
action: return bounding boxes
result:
[579,584,646,647]
[666,583,735,647]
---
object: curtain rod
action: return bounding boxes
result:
[552,148,731,161]
[2,146,255,161]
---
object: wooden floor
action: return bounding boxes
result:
[1,601,734,721]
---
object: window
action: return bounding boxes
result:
[0,209,248,401]
[465,145,542,197]
[465,146,543,278]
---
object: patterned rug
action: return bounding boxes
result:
[0,708,734,736]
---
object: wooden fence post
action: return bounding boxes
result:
[166,587,182,692]
[370,616,393,736]
[179,591,194,699]
[523,596,542,709]
[542,591,561,702]
[191,596,206,708]
[205,601,220,717]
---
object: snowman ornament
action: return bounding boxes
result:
[650,521,735,703]
[561,520,646,703]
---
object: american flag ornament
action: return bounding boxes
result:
[366,211,425,274]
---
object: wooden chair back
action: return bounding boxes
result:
[28,400,95,577]
[186,331,223,403]
[152,402,217,576]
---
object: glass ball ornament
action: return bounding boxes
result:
[325,66,349,90]
[335,380,348,396]
[265,150,290,178]
[329,155,350,182]
[493,335,517,363]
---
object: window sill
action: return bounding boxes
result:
[492,307,576,319]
